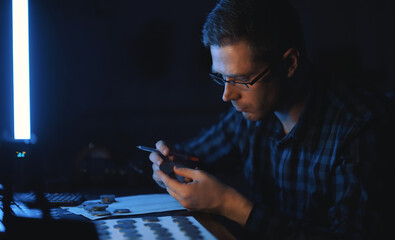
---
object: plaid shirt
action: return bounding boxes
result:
[175,76,392,239]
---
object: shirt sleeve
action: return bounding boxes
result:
[244,122,388,240]
[173,107,244,171]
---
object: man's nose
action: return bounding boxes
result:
[222,82,239,102]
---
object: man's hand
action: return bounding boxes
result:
[157,166,253,226]
[149,140,171,189]
[157,166,227,211]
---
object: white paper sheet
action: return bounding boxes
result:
[62,193,186,220]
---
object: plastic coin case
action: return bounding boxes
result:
[94,215,217,240]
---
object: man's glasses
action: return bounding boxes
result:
[209,66,271,90]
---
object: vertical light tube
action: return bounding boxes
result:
[12,0,31,140]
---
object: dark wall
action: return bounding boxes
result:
[1,0,394,191]
[292,0,395,85]
[33,0,224,190]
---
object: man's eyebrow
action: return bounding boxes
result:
[210,68,249,78]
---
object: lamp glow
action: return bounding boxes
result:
[12,0,31,140]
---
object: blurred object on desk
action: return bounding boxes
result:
[64,193,185,220]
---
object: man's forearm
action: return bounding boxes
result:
[219,187,253,226]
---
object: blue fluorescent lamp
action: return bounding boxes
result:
[12,0,31,140]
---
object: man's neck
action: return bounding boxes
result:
[273,61,313,135]
[274,98,307,135]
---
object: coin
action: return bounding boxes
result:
[100,194,116,204]
[117,219,137,224]
[142,216,159,222]
[113,208,131,213]
[91,210,111,216]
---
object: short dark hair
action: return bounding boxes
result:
[202,0,305,63]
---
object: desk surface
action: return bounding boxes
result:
[1,189,238,240]
[192,212,237,240]
[61,204,237,240]
[82,187,239,239]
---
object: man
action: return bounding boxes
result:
[149,0,392,239]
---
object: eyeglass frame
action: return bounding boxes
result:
[209,65,272,89]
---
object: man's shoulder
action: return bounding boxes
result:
[302,73,393,148]
[318,74,391,124]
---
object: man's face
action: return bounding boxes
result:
[210,40,280,121]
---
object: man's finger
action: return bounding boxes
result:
[156,140,169,156]
[173,166,199,179]
[152,163,160,172]
[152,173,166,189]
[149,152,163,165]
[166,187,181,202]
[157,170,184,193]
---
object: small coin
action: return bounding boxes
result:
[82,201,99,206]
[155,236,175,240]
[186,231,204,239]
[119,228,139,234]
[91,210,111,216]
[152,227,169,233]
[179,224,199,230]
[85,204,109,212]
[117,219,137,224]
[152,229,171,235]
[100,194,116,204]
[172,217,191,224]
[144,223,162,228]
[113,208,131,213]
[96,224,109,231]
[113,223,136,229]
[94,220,107,225]
[179,227,200,235]
[92,204,109,210]
[142,216,160,222]
[153,232,172,238]
[122,232,143,239]
[97,229,110,236]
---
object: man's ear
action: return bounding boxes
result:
[282,48,300,78]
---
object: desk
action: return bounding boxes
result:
[2,204,236,240]
[91,212,236,240]
[1,187,238,239]
[192,212,237,240]
[70,195,236,239]
[80,188,238,239]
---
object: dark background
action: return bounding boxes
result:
[1,0,394,192]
